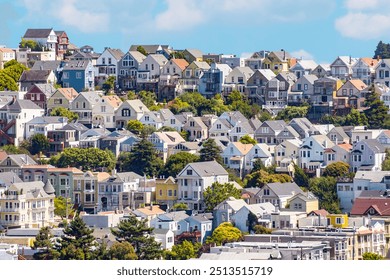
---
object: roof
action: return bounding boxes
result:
[31,61,61,71]
[185,48,203,58]
[360,57,380,67]
[62,122,89,131]
[191,61,210,70]
[133,205,165,216]
[2,99,43,111]
[23,28,53,38]
[260,120,287,132]
[124,99,150,113]
[28,83,56,98]
[128,51,146,63]
[170,58,189,70]
[63,60,91,70]
[157,211,189,222]
[56,88,79,100]
[183,161,228,177]
[354,171,390,182]
[293,59,318,70]
[350,197,390,216]
[148,54,168,66]
[43,180,55,194]
[10,181,52,199]
[358,139,386,153]
[106,48,124,60]
[215,197,247,211]
[328,127,350,141]
[348,79,368,90]
[102,95,122,108]
[0,47,14,53]
[0,171,22,185]
[337,143,352,151]
[308,209,329,217]
[265,182,304,197]
[19,70,52,82]
[47,167,83,173]
[26,116,67,125]
[231,142,253,155]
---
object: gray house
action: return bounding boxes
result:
[117,51,146,91]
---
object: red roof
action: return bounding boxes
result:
[308,209,329,217]
[350,197,390,216]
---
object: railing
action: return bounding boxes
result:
[0,195,19,200]
[0,208,20,212]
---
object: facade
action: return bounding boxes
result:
[117,51,146,90]
[62,60,95,92]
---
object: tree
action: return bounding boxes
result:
[56,216,96,260]
[172,203,188,211]
[309,176,340,213]
[0,144,29,155]
[126,91,137,100]
[293,163,309,189]
[136,46,148,56]
[54,196,74,219]
[382,149,390,171]
[52,147,116,171]
[276,106,309,122]
[203,182,242,212]
[127,120,144,135]
[206,222,243,246]
[362,252,384,260]
[162,152,200,177]
[245,169,292,188]
[323,162,350,178]
[364,85,389,129]
[0,60,28,91]
[253,225,273,234]
[226,91,261,119]
[239,135,257,145]
[108,241,138,260]
[19,39,42,51]
[373,40,390,59]
[32,227,60,260]
[111,215,163,260]
[163,240,201,260]
[50,107,79,123]
[24,134,50,155]
[199,138,223,164]
[138,91,157,109]
[102,76,116,93]
[259,110,273,122]
[118,139,163,177]
[344,108,368,126]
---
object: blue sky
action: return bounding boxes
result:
[1,0,390,63]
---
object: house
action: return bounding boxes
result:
[46,167,83,201]
[229,120,255,142]
[158,108,184,132]
[376,130,390,148]
[245,69,275,104]
[198,63,232,97]
[323,143,352,167]
[184,214,213,243]
[24,83,56,112]
[257,182,304,208]
[117,51,146,91]
[177,161,229,211]
[54,30,69,60]
[0,47,15,69]
[100,130,135,158]
[350,196,390,218]
[69,91,102,126]
[220,54,245,69]
[18,70,57,91]
[289,60,318,79]
[182,49,203,64]
[254,120,287,145]
[311,63,331,78]
[0,180,55,228]
[352,57,379,85]
[97,171,142,212]
[119,134,141,153]
[172,141,201,155]
[222,142,253,177]
[274,139,302,174]
[158,58,189,101]
[150,211,189,236]
[327,126,350,144]
[182,116,208,141]
[91,95,122,129]
[275,125,300,144]
[31,60,63,81]
[179,61,210,93]
[350,127,383,144]
[350,139,386,172]
[289,74,318,105]
[136,54,168,93]
[263,72,297,114]
[131,205,166,225]
[374,59,390,87]
[22,28,57,51]
[47,122,88,155]
[61,60,95,92]
[148,131,185,163]
[223,66,254,95]
[115,99,150,128]
[208,118,233,138]
[79,127,110,149]
[334,79,368,115]
[155,177,178,209]
[47,87,79,114]
[330,56,358,80]
[286,193,319,213]
[0,171,23,195]
[25,116,68,139]
[129,44,172,58]
[298,134,334,175]
[0,99,44,146]
[0,154,36,176]
[94,47,124,85]
[153,229,175,250]
[262,50,293,73]
[212,197,247,229]
[139,111,164,130]
[67,49,100,66]
[288,117,317,139]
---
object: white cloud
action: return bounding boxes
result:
[345,0,379,10]
[335,12,390,40]
[291,49,314,60]
[154,0,204,31]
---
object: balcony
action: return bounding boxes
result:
[0,220,20,226]
[0,208,20,213]
[0,195,19,200]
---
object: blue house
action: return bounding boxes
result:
[62,60,94,92]
[185,214,213,243]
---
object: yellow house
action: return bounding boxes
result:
[155,176,178,209]
[287,193,319,213]
[327,214,349,228]
[262,50,294,74]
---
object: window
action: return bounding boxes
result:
[263,189,270,196]
[168,190,173,197]
[102,58,105,64]
[63,72,69,79]
[187,169,192,175]
[217,124,221,129]
[336,217,344,224]
[236,127,242,133]
[76,72,82,79]
[85,194,95,203]
[122,109,131,117]
[101,106,106,112]
[108,58,112,64]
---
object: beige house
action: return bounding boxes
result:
[115,99,150,128]
[0,47,15,69]
[47,87,79,114]
[286,193,319,213]
[0,181,55,228]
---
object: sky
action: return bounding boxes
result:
[1,0,390,64]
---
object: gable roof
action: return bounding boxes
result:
[328,127,350,141]
[292,59,318,70]
[128,51,146,63]
[63,60,91,70]
[350,197,390,216]
[31,61,62,71]
[357,139,386,153]
[106,48,124,60]
[56,88,79,100]
[360,57,380,68]
[231,142,253,155]
[185,49,203,58]
[183,161,228,177]
[102,95,122,108]
[19,70,52,82]
[2,99,43,111]
[123,99,150,113]
[170,58,189,70]
[28,83,56,98]
[190,61,210,70]
[265,182,303,197]
[23,28,53,38]
[308,209,329,217]
[348,79,368,90]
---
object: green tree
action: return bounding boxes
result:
[111,215,163,260]
[127,91,137,100]
[56,216,96,260]
[138,91,157,109]
[382,149,390,171]
[52,147,116,171]
[239,135,257,145]
[203,182,242,212]
[226,91,261,119]
[276,106,309,122]
[0,144,29,155]
[169,51,185,59]
[344,108,368,126]
[164,240,201,260]
[309,176,340,213]
[127,119,144,135]
[245,169,292,188]
[54,196,74,219]
[373,40,390,59]
[293,163,309,189]
[172,203,188,211]
[50,107,79,123]
[19,39,42,51]
[162,152,200,177]
[108,241,138,260]
[136,46,148,56]
[0,60,28,91]
[323,162,350,178]
[362,252,384,260]
[364,85,389,129]
[206,222,243,246]
[168,98,193,115]
[253,225,273,234]
[102,76,116,93]
[259,110,273,122]
[118,139,163,177]
[199,138,223,164]
[24,134,50,155]
[32,227,60,260]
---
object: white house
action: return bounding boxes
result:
[115,99,150,128]
[25,116,68,139]
[91,95,122,129]
[350,139,386,172]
